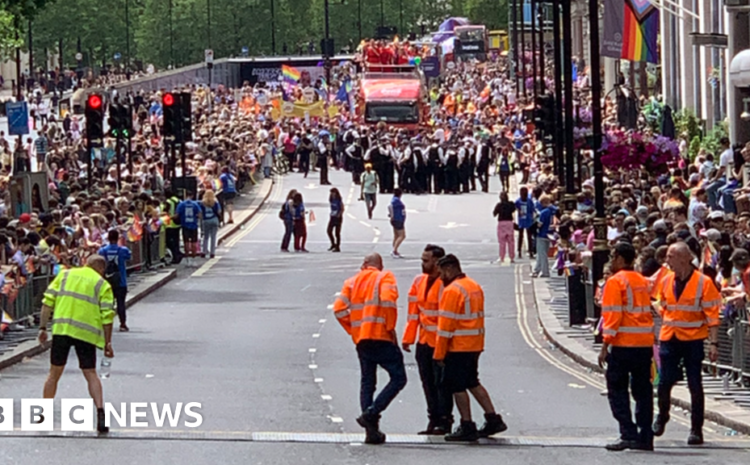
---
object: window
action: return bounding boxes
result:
[365,102,419,123]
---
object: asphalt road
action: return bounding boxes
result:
[0,169,748,464]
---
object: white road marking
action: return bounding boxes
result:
[427,196,438,212]
[301,284,312,292]
[309,348,317,353]
[308,364,318,369]
[191,257,222,277]
[359,220,370,227]
[312,333,320,338]
[329,416,343,423]
[314,378,324,383]
[318,318,327,323]
[321,395,332,400]
[326,304,334,309]
[439,221,469,229]
[372,237,379,243]
[373,229,381,236]
[346,213,357,220]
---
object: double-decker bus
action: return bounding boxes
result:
[454,25,489,61]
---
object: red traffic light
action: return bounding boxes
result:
[87,94,102,110]
[163,93,175,106]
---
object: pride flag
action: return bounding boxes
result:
[282,65,301,85]
[621,0,659,63]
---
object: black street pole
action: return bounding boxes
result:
[270,0,276,54]
[115,134,122,192]
[28,20,33,83]
[562,0,575,209]
[511,0,520,94]
[58,38,63,72]
[552,0,563,183]
[169,0,174,67]
[589,0,606,342]
[207,0,211,49]
[530,0,537,104]
[520,0,526,100]
[125,0,131,75]
[358,0,362,41]
[399,0,403,35]
[324,0,331,87]
[380,0,384,28]
[538,2,545,93]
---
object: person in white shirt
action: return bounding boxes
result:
[706,137,732,209]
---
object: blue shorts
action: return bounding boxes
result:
[391,220,405,231]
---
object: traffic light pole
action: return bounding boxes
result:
[562,0,576,211]
[552,0,564,184]
[87,141,92,189]
[115,135,122,192]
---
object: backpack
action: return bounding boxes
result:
[279,202,287,220]
[105,255,121,288]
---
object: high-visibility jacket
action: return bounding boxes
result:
[165,196,181,229]
[601,270,654,347]
[333,267,399,345]
[658,269,721,342]
[402,274,443,347]
[434,275,484,361]
[42,266,116,349]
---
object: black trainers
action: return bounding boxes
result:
[652,415,669,437]
[687,431,704,446]
[478,413,508,438]
[97,408,109,434]
[445,421,479,442]
[364,430,386,444]
[605,439,636,451]
[356,412,379,431]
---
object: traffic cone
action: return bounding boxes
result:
[309,210,316,223]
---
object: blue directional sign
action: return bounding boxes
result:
[6,101,29,136]
[114,52,122,61]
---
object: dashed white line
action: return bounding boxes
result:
[326,304,334,309]
[314,378,324,383]
[373,229,381,236]
[359,220,370,227]
[309,364,318,369]
[346,213,357,220]
[372,237,379,243]
[301,284,312,292]
[309,348,317,353]
[321,395,332,401]
[329,416,344,423]
[312,333,320,338]
[318,318,327,323]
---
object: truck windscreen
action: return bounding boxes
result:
[365,102,419,123]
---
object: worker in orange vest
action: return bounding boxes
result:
[332,253,406,445]
[402,244,453,435]
[433,254,507,442]
[653,242,720,446]
[597,242,655,452]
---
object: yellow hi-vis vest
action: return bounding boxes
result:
[42,267,115,349]
[166,196,181,229]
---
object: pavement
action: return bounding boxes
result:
[0,169,749,464]
[527,269,750,435]
[0,177,273,372]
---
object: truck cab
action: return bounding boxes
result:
[358,64,427,132]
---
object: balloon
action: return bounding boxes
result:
[414,56,421,66]
[408,57,416,65]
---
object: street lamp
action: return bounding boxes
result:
[562,0,575,209]
[552,0,564,183]
[270,0,276,55]
[207,0,211,49]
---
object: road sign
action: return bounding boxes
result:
[241,46,249,56]
[205,49,214,64]
[75,52,83,61]
[6,101,29,136]
[114,52,122,61]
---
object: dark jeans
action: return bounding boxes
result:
[517,226,535,258]
[415,343,454,422]
[281,218,293,250]
[166,227,183,264]
[657,338,705,432]
[364,193,376,219]
[298,153,310,177]
[499,170,511,192]
[606,346,653,444]
[327,216,342,248]
[356,339,407,415]
[112,285,128,326]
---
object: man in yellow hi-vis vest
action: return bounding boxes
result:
[38,255,116,434]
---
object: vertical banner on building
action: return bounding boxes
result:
[602,0,659,63]
[602,0,625,59]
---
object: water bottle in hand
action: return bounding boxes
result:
[100,357,112,379]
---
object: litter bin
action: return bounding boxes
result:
[567,267,587,326]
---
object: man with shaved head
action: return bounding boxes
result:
[653,242,721,446]
[332,253,406,444]
[39,254,116,434]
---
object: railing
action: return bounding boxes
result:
[2,226,169,323]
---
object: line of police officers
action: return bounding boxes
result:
[341,127,497,196]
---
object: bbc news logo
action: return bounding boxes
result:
[0,400,203,431]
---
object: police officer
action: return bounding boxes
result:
[598,242,655,451]
[39,255,116,434]
[345,132,364,185]
[458,139,472,194]
[444,143,460,195]
[476,136,493,193]
[426,138,444,194]
[413,139,427,194]
[653,242,721,446]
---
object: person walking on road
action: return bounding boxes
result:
[597,242,655,452]
[39,255,115,434]
[434,254,507,442]
[280,189,297,252]
[360,163,380,220]
[176,191,202,267]
[532,195,556,278]
[388,188,406,258]
[402,244,453,435]
[653,242,720,445]
[219,167,237,224]
[332,253,406,444]
[318,134,332,185]
[164,189,183,264]
[515,186,536,259]
[292,192,308,252]
[200,189,222,259]
[297,132,314,178]
[493,191,515,264]
[327,188,344,252]
[98,229,132,332]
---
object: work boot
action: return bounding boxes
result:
[97,408,109,434]
[364,430,386,445]
[432,416,453,435]
[478,413,508,438]
[418,419,437,435]
[652,415,669,437]
[444,421,479,442]
[357,411,385,445]
[687,431,704,446]
[605,439,636,451]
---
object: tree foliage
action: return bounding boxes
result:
[25,0,509,70]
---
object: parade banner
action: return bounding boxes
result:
[270,100,339,120]
[602,0,625,59]
[602,0,659,63]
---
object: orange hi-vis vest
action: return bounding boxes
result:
[601,270,655,348]
[649,265,670,300]
[434,275,484,361]
[402,274,443,348]
[658,270,721,342]
[333,267,399,345]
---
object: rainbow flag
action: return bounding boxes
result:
[621,0,659,63]
[282,65,301,85]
